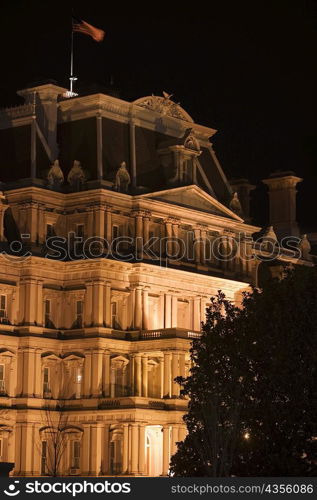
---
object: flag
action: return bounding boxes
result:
[72,17,105,42]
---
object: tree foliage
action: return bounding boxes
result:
[170,266,317,476]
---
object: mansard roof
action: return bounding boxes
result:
[0,83,232,205]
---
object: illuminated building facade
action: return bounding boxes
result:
[0,84,312,476]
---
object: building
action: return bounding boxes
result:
[0,83,312,476]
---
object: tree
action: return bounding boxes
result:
[170,266,317,476]
[40,404,69,476]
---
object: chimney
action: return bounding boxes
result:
[229,178,255,222]
[262,171,302,238]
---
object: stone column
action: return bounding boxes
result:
[162,425,170,475]
[86,207,94,238]
[34,350,42,397]
[171,352,179,397]
[91,349,103,397]
[172,220,179,258]
[200,227,207,265]
[37,203,45,244]
[163,352,171,397]
[105,205,112,244]
[134,211,144,259]
[122,423,129,474]
[165,218,173,257]
[96,113,103,181]
[131,424,139,474]
[92,279,104,327]
[104,281,111,328]
[103,352,111,397]
[84,281,93,327]
[83,350,92,397]
[25,201,38,243]
[138,424,146,475]
[194,227,201,265]
[200,297,207,324]
[164,293,172,328]
[23,278,38,325]
[94,203,105,240]
[129,118,137,188]
[134,286,143,330]
[179,352,186,380]
[159,357,164,398]
[89,423,103,475]
[143,212,150,244]
[22,347,35,396]
[193,297,201,331]
[0,195,8,241]
[171,425,180,457]
[142,287,149,330]
[178,425,187,443]
[171,295,178,328]
[134,355,142,397]
[36,280,43,327]
[142,356,148,397]
[101,424,110,475]
[81,425,90,475]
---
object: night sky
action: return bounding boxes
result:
[0,2,316,230]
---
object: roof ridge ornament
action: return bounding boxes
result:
[134,92,194,122]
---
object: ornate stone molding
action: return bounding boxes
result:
[134,93,194,122]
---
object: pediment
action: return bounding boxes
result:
[142,185,243,221]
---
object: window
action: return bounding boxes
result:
[44,300,51,327]
[76,224,84,239]
[41,441,47,474]
[0,295,7,321]
[112,225,119,239]
[46,224,54,238]
[76,300,83,328]
[111,302,118,329]
[0,364,4,393]
[75,367,82,399]
[72,441,80,469]
[43,367,50,397]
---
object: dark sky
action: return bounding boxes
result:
[0,2,316,230]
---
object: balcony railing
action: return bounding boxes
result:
[140,328,201,340]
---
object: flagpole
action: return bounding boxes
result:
[68,14,78,97]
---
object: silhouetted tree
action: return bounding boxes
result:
[170,266,317,476]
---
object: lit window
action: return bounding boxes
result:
[0,295,7,321]
[0,364,5,393]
